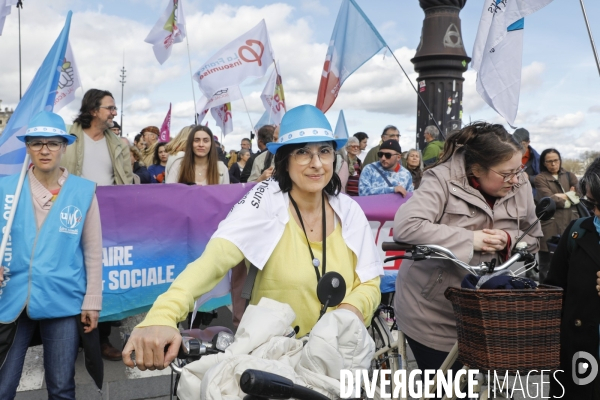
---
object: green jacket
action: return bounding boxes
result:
[61,122,133,185]
[422,140,444,166]
[362,145,380,167]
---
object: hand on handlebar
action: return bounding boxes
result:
[474,229,508,253]
[122,326,182,371]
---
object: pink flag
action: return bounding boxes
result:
[160,103,171,141]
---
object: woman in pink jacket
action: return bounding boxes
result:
[393,122,542,375]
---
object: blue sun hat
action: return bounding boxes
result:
[266,105,348,154]
[17,111,76,145]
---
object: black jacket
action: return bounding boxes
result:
[545,217,600,399]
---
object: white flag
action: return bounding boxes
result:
[145,0,187,65]
[54,41,81,112]
[211,103,233,136]
[471,0,553,126]
[195,86,242,124]
[0,0,17,36]
[260,66,286,125]
[193,19,274,96]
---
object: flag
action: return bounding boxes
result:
[316,0,386,113]
[334,110,349,141]
[0,11,72,176]
[195,86,242,124]
[211,103,233,136]
[471,0,553,126]
[54,41,81,112]
[261,66,286,125]
[0,1,17,36]
[160,103,171,142]
[193,20,274,97]
[254,110,276,132]
[145,0,187,65]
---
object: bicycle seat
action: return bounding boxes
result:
[181,326,234,342]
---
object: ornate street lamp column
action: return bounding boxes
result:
[412,0,470,150]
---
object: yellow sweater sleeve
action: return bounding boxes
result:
[340,274,381,326]
[137,238,243,330]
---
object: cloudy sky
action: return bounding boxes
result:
[0,0,598,158]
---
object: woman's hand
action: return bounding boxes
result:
[337,303,364,322]
[473,229,508,253]
[122,326,182,371]
[555,193,568,201]
[80,311,99,333]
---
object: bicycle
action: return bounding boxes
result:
[367,198,563,400]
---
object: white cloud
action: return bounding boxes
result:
[521,61,545,92]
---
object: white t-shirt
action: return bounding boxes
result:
[81,134,115,186]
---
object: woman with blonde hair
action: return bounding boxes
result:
[164,126,193,181]
[166,125,229,185]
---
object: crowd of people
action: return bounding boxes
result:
[0,87,599,399]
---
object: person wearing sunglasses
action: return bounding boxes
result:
[358,139,413,197]
[61,88,133,186]
[533,148,581,282]
[545,157,600,398]
[362,125,401,167]
[122,105,382,372]
[0,111,102,399]
[393,122,542,379]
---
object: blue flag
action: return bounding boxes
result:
[334,110,349,141]
[0,12,72,176]
[316,0,386,113]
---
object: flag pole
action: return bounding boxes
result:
[17,0,23,99]
[386,45,445,140]
[240,94,255,133]
[579,0,600,78]
[185,35,198,124]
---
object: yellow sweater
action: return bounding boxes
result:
[138,210,381,337]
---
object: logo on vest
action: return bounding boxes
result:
[59,206,82,235]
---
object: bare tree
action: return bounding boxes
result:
[562,158,583,175]
[581,151,600,170]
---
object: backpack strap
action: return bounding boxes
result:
[567,217,588,255]
[241,263,259,308]
[372,163,393,187]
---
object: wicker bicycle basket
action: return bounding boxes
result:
[444,285,563,374]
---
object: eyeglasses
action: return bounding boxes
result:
[544,159,560,165]
[347,145,359,149]
[489,164,526,183]
[291,146,335,166]
[27,140,65,152]
[377,151,399,160]
[580,197,600,211]
[99,106,118,113]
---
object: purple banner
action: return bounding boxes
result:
[96,183,409,321]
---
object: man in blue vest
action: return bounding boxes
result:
[0,111,103,400]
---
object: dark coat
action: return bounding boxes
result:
[545,217,600,399]
[534,169,580,252]
[524,145,541,192]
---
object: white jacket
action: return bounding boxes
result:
[177,298,375,400]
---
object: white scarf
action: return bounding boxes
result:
[212,179,382,282]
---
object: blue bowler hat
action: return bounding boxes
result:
[17,111,76,145]
[266,105,348,154]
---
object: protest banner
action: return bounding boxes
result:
[96,183,407,321]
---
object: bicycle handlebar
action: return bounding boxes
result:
[383,241,534,276]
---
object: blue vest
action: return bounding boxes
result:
[0,172,95,323]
